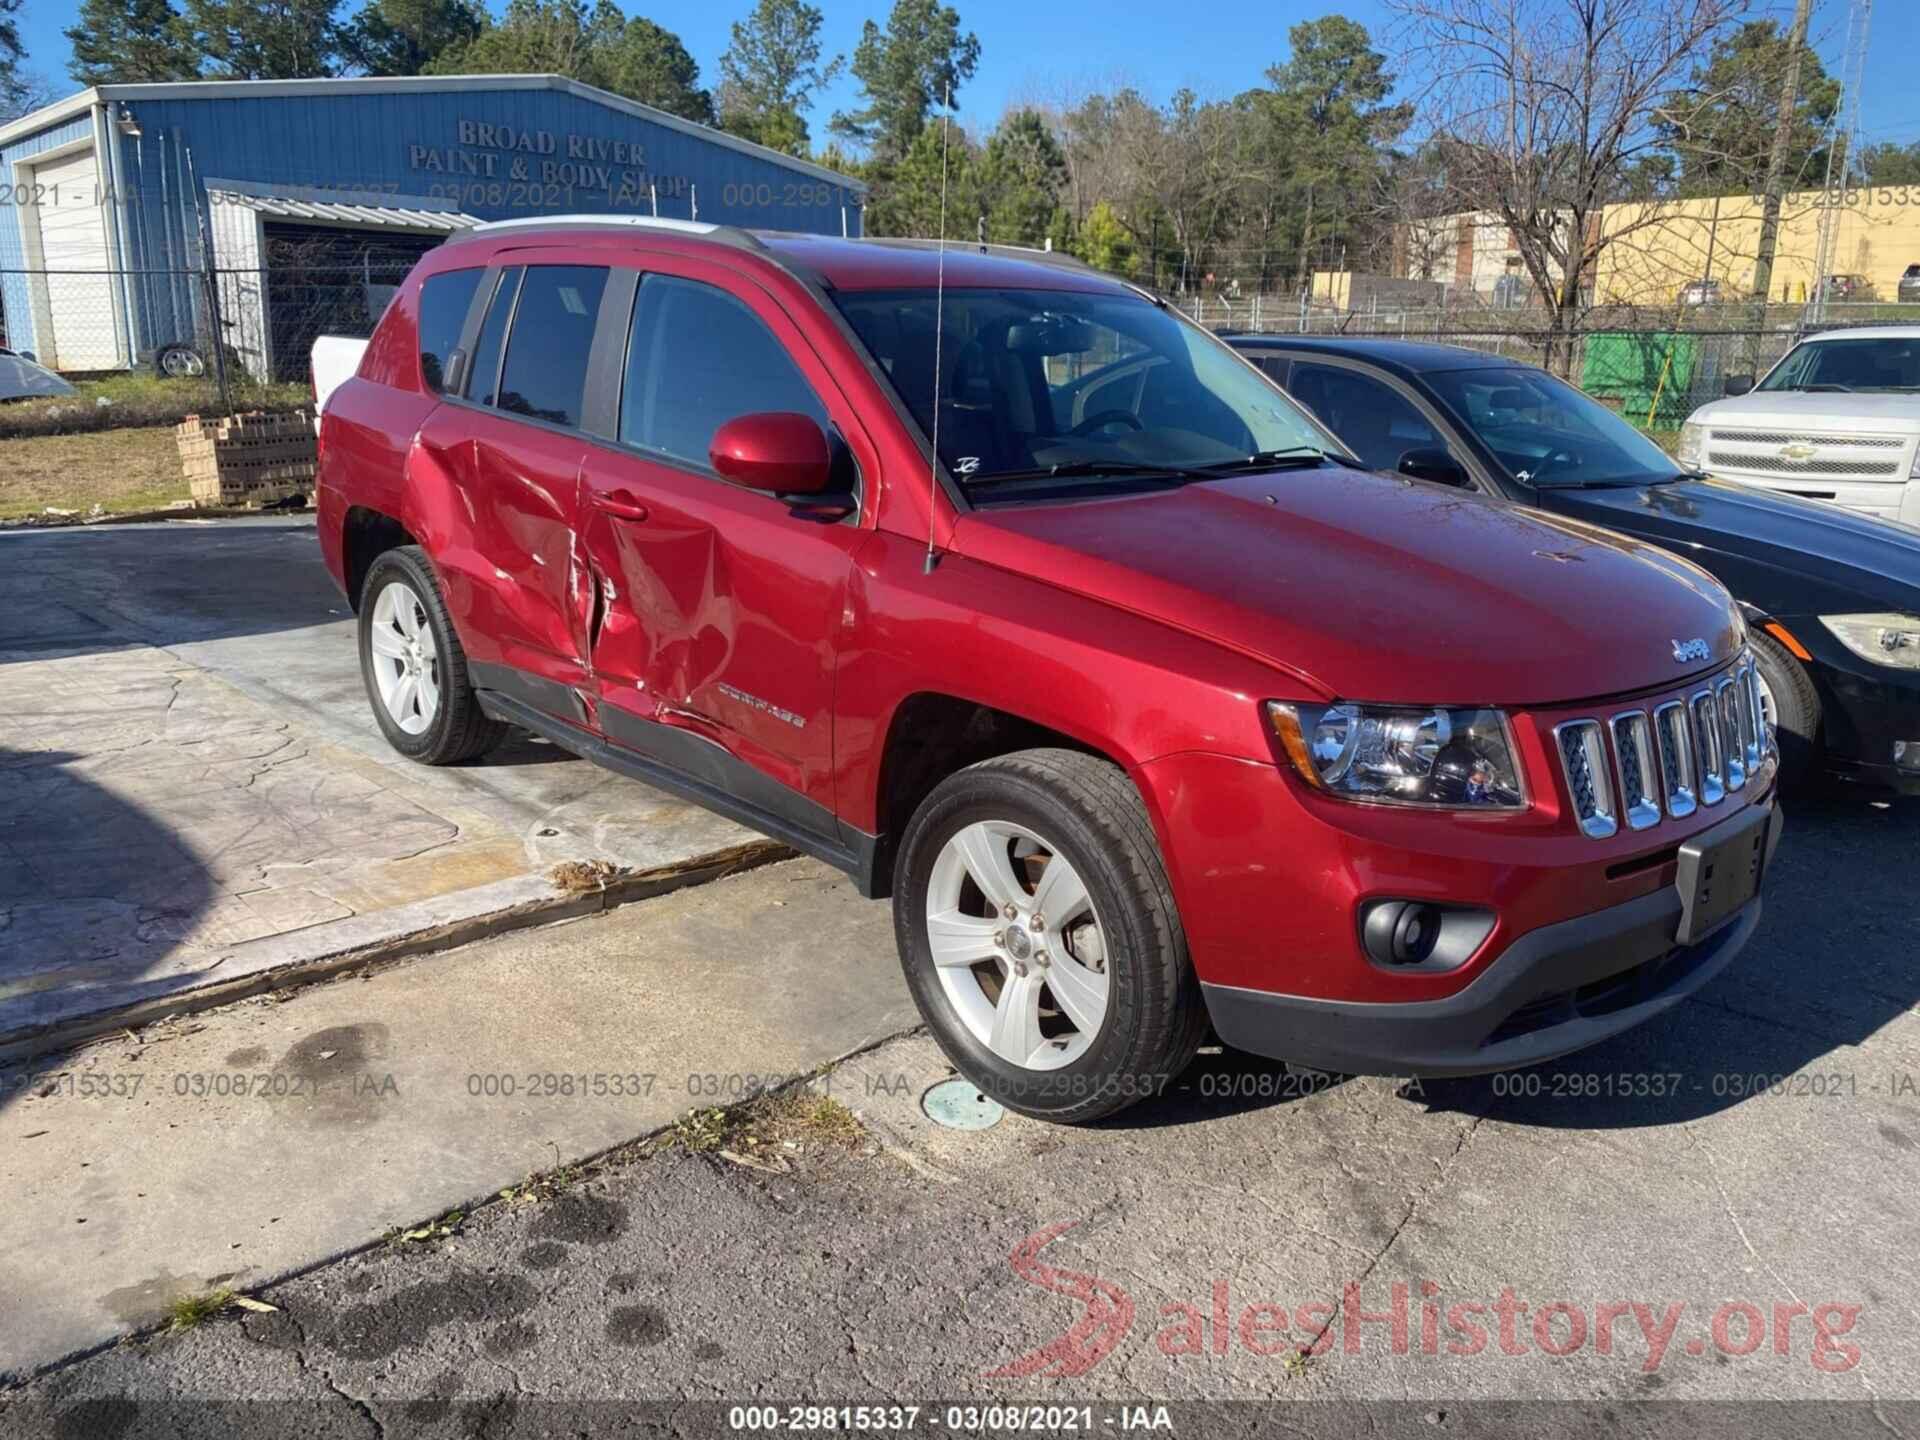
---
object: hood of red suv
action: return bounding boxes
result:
[954,467,1743,706]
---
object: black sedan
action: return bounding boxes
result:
[1228,334,1920,795]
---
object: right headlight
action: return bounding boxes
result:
[1676,421,1705,469]
[1818,613,1920,670]
[1266,702,1528,809]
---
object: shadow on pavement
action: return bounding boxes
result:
[1417,785,1920,1129]
[0,519,345,659]
[1122,786,1919,1134]
[0,746,217,1116]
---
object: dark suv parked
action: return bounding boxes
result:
[1229,333,1920,797]
[314,218,1779,1121]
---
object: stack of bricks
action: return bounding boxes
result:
[177,410,318,508]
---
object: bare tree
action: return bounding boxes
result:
[1389,0,1749,372]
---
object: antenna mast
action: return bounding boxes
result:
[924,85,953,575]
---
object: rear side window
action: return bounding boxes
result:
[496,265,609,428]
[620,274,826,467]
[465,267,521,406]
[417,268,483,393]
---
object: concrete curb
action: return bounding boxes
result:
[0,839,792,1067]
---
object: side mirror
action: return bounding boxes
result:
[1723,374,1754,397]
[18,350,36,364]
[1398,448,1469,487]
[710,411,834,495]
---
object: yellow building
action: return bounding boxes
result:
[1594,187,1920,305]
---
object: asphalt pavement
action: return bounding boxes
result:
[2,785,1916,1437]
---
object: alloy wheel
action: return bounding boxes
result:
[924,820,1111,1071]
[368,580,441,735]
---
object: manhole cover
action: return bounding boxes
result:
[921,1078,1004,1130]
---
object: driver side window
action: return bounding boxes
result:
[1289,362,1438,473]
[620,274,828,471]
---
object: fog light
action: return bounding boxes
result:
[1364,901,1439,964]
[1897,740,1920,774]
[1359,900,1495,971]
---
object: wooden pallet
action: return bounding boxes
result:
[177,411,318,507]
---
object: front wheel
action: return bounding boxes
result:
[358,546,507,765]
[1750,630,1822,792]
[892,749,1206,1124]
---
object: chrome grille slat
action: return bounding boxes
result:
[1690,689,1726,805]
[1738,661,1765,769]
[1555,720,1617,840]
[1609,711,1661,831]
[1556,654,1767,839]
[1706,429,1903,448]
[1704,452,1901,477]
[1717,678,1746,792]
[1652,700,1697,819]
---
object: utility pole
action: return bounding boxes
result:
[1750,0,1815,311]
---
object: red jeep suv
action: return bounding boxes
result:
[317,217,1781,1122]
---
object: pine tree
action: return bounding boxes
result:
[343,0,484,77]
[831,0,979,165]
[68,0,201,84]
[717,0,842,156]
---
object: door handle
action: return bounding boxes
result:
[591,488,649,522]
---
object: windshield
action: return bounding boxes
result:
[1758,336,1920,392]
[1423,366,1682,489]
[832,286,1341,486]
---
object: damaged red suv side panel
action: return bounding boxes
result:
[317,218,1780,1123]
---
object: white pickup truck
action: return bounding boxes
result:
[311,334,370,423]
[1678,326,1920,527]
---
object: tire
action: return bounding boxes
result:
[151,342,206,379]
[358,546,508,766]
[1750,629,1822,792]
[892,748,1207,1124]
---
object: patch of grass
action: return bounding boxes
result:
[384,1208,465,1247]
[655,1090,865,1160]
[0,426,188,520]
[499,1161,583,1207]
[0,374,309,440]
[763,1092,865,1149]
[167,1287,235,1332]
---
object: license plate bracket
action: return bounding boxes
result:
[1674,803,1771,945]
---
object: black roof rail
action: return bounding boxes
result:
[852,236,1098,273]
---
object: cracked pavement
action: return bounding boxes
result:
[1,784,1917,1436]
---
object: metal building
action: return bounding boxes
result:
[0,75,867,378]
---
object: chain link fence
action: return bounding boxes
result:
[0,257,417,439]
[1189,289,1920,432]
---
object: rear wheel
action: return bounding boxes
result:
[152,342,206,379]
[892,749,1205,1124]
[1751,629,1822,792]
[358,546,507,765]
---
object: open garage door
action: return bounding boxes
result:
[260,221,445,383]
[35,148,122,371]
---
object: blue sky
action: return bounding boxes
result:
[12,0,1919,150]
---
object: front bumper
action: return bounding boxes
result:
[1201,802,1783,1077]
[1803,641,1920,796]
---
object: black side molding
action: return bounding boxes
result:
[472,679,883,897]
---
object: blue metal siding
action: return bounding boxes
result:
[0,111,99,354]
[7,82,866,362]
[120,86,862,233]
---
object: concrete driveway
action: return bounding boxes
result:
[1,786,1916,1425]
[0,517,756,1053]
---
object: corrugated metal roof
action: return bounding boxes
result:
[207,187,481,232]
